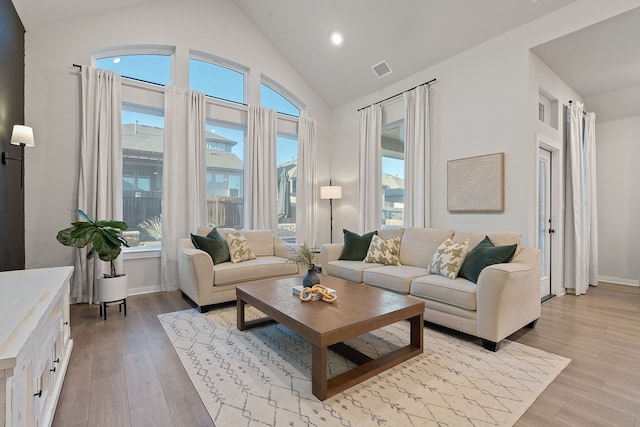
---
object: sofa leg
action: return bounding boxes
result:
[482,339,500,352]
[526,319,538,329]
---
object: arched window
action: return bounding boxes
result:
[94,46,174,85]
[189,51,247,104]
[260,75,304,117]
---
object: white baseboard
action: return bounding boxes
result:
[598,276,640,287]
[128,285,164,296]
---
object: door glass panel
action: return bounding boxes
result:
[538,159,547,276]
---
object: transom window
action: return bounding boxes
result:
[189,56,246,104]
[95,54,171,86]
[260,78,302,117]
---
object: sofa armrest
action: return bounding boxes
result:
[177,238,214,308]
[319,244,343,268]
[475,247,541,343]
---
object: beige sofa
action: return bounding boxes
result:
[178,228,299,311]
[320,228,541,351]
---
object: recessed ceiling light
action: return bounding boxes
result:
[113,57,121,64]
[330,32,343,46]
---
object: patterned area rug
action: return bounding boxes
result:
[159,306,569,427]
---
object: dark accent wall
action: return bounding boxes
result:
[0,0,25,271]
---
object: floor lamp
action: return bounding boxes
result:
[320,181,342,243]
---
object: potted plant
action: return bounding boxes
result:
[287,243,320,287]
[57,209,129,303]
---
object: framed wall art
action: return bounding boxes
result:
[447,152,504,212]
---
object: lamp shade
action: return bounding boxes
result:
[11,125,35,147]
[320,185,342,200]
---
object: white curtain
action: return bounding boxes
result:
[246,106,278,232]
[76,67,122,304]
[296,116,318,246]
[584,112,599,286]
[564,101,598,295]
[161,86,206,291]
[403,85,430,227]
[358,105,382,232]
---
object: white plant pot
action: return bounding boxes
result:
[97,274,128,303]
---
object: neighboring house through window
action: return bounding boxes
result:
[381,102,405,229]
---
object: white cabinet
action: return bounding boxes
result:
[0,267,73,427]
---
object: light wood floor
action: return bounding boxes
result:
[52,282,640,427]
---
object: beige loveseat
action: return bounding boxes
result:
[320,228,541,351]
[178,228,298,311]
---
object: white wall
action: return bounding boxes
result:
[596,116,640,286]
[329,0,640,249]
[23,0,331,292]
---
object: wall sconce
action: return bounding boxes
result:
[2,125,35,188]
[320,180,343,244]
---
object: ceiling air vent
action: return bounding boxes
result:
[371,60,392,79]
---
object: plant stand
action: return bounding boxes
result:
[99,298,127,320]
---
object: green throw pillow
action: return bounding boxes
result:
[364,235,401,265]
[458,236,517,283]
[190,228,230,265]
[338,229,378,261]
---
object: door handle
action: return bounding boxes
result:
[548,228,555,234]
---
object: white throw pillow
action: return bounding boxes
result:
[225,231,257,263]
[428,238,469,279]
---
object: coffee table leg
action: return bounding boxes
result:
[237,297,246,331]
[311,344,328,400]
[410,313,424,350]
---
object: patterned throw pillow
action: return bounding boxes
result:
[428,238,470,279]
[225,231,257,263]
[364,235,401,265]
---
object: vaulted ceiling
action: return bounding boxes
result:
[12,0,639,118]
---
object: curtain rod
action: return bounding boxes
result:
[73,63,82,70]
[357,78,436,112]
[567,100,588,116]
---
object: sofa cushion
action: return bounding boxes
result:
[428,238,469,279]
[399,228,455,268]
[190,229,230,264]
[213,256,298,286]
[364,235,401,266]
[339,229,378,261]
[377,228,405,241]
[458,236,517,283]
[240,230,275,256]
[326,260,382,283]
[410,275,477,311]
[225,231,257,263]
[363,265,429,294]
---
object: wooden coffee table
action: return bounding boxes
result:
[236,274,424,400]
